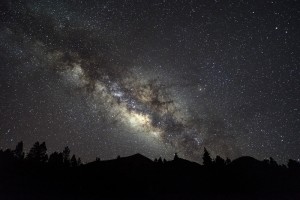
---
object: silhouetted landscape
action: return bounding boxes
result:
[0,141,299,200]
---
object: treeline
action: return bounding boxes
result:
[1,141,300,170]
[0,141,81,167]
[199,147,300,170]
[0,141,300,199]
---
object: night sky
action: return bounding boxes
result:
[0,0,299,163]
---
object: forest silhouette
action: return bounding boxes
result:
[0,141,299,200]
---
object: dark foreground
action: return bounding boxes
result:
[0,143,300,199]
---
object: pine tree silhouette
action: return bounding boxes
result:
[157,157,163,164]
[77,157,82,166]
[215,155,225,168]
[71,155,78,167]
[27,142,48,163]
[288,159,300,170]
[49,152,64,166]
[203,148,212,166]
[225,157,231,165]
[14,141,24,160]
[174,153,179,161]
[63,146,71,167]
[269,157,278,168]
[95,157,101,162]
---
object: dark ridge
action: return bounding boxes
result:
[113,153,154,163]
[229,156,261,167]
[0,141,300,200]
[88,153,153,165]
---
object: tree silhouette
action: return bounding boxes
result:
[13,141,24,160]
[174,153,179,161]
[48,152,64,166]
[1,140,300,200]
[71,155,78,167]
[225,157,231,165]
[202,148,212,166]
[288,159,300,170]
[63,146,71,167]
[95,157,101,162]
[77,157,82,166]
[0,149,14,163]
[215,155,225,168]
[269,157,278,168]
[26,142,48,163]
[157,157,163,164]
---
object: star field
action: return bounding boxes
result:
[0,0,299,163]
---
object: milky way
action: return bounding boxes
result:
[0,0,299,163]
[48,49,227,161]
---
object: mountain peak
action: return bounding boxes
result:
[121,153,153,163]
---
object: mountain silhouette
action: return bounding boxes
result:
[109,153,153,165]
[1,142,300,200]
[84,153,154,173]
[229,156,262,169]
